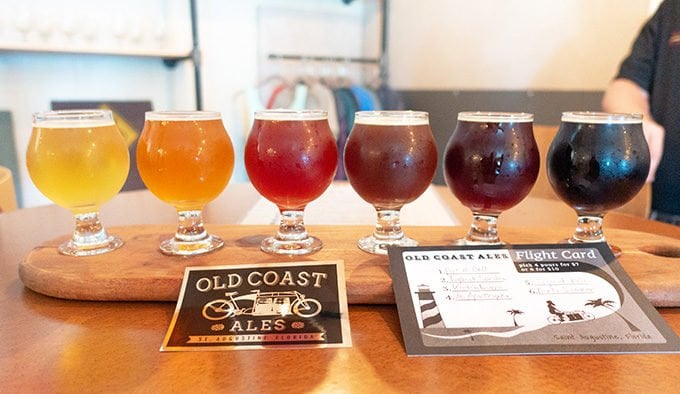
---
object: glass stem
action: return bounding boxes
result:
[276,210,309,241]
[72,211,110,246]
[373,209,404,242]
[571,215,605,243]
[175,210,209,242]
[465,213,500,244]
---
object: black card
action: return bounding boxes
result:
[161,260,351,351]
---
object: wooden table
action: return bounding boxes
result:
[3,183,680,392]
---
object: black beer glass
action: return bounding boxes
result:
[547,112,650,255]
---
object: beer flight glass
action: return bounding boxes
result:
[547,111,650,255]
[344,111,438,254]
[136,111,234,256]
[245,109,338,255]
[444,112,539,245]
[26,110,130,256]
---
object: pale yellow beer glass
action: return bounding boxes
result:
[26,110,130,256]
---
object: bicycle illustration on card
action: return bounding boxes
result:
[546,300,595,324]
[202,290,322,321]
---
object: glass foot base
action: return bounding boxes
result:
[357,235,418,255]
[565,237,622,258]
[58,235,124,257]
[609,244,623,257]
[260,235,322,256]
[160,234,224,256]
[460,213,502,245]
[452,237,504,246]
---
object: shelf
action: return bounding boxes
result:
[0,43,192,62]
[0,0,201,108]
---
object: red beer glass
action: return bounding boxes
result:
[344,111,437,254]
[443,112,539,244]
[245,110,338,255]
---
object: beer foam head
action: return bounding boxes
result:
[254,109,327,121]
[458,112,533,123]
[145,110,222,121]
[32,110,114,127]
[561,111,642,124]
[354,111,429,125]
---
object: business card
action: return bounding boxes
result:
[389,243,680,356]
[161,260,351,351]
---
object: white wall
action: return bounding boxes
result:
[387,0,653,90]
[0,0,657,208]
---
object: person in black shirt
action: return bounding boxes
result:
[602,0,680,225]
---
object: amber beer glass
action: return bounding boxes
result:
[137,111,234,256]
[344,111,437,254]
[26,110,130,256]
[245,110,338,255]
[444,112,539,244]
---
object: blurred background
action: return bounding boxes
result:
[0,0,661,208]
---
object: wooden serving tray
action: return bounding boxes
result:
[19,225,680,306]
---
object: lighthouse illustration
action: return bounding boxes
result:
[415,284,445,329]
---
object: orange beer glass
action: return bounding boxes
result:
[137,111,234,255]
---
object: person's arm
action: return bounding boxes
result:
[602,78,664,182]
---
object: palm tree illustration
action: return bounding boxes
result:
[585,298,640,332]
[507,309,524,327]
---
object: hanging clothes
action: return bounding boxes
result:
[366,88,383,111]
[307,82,340,140]
[349,85,377,111]
[333,87,359,180]
[266,82,309,110]
[265,83,288,109]
[376,84,405,111]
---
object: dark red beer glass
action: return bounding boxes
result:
[444,112,539,244]
[344,111,437,254]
